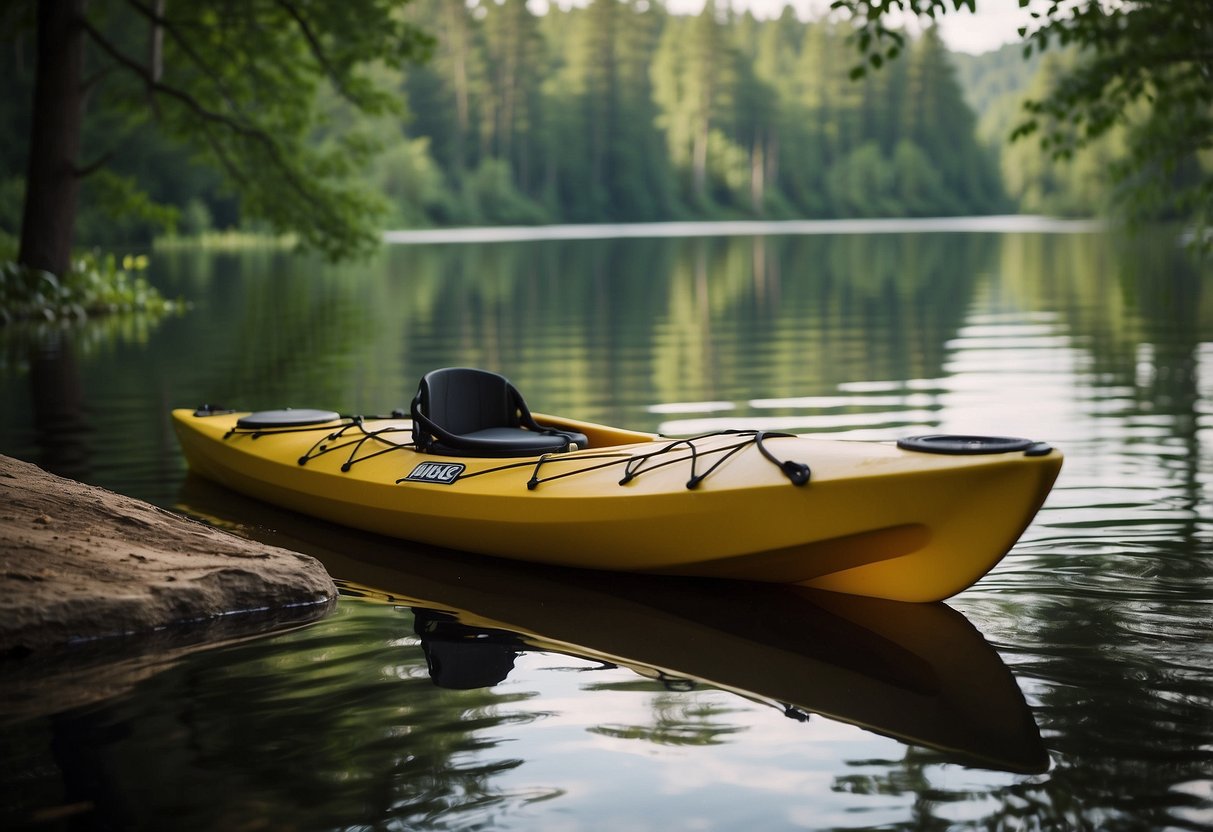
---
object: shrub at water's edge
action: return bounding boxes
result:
[0,251,184,324]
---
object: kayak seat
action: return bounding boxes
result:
[410,367,589,458]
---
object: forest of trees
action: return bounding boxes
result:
[0,0,1189,250]
[393,0,1006,228]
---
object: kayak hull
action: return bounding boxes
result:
[172,408,1062,601]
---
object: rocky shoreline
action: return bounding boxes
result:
[0,454,337,656]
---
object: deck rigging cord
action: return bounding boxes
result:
[225,414,413,472]
[445,429,811,490]
[224,417,811,489]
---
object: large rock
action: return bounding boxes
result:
[0,454,337,655]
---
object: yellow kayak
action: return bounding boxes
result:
[172,368,1062,602]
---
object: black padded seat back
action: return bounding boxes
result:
[411,368,588,457]
[422,368,522,437]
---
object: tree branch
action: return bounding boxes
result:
[78,16,328,212]
[273,0,357,102]
[122,0,245,117]
[80,64,115,95]
[82,19,251,136]
[75,149,117,178]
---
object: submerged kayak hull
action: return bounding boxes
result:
[172,408,1062,601]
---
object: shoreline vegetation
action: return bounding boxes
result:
[0,214,1118,321]
[0,250,184,324]
[152,229,298,251]
[6,213,1191,322]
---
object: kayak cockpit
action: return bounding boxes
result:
[409,367,589,458]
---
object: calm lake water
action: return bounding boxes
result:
[1,220,1211,830]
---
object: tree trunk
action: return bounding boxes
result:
[18,0,89,277]
[443,0,469,179]
[766,132,779,194]
[750,132,764,215]
[692,116,709,202]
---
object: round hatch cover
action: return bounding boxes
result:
[897,434,1038,455]
[235,408,341,429]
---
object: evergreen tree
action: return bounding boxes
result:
[901,27,1002,213]
[535,0,674,221]
[653,0,737,208]
[482,0,546,194]
[751,8,804,213]
[611,0,679,219]
[565,0,621,216]
[730,12,778,214]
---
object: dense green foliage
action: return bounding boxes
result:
[0,0,1011,248]
[3,0,1203,250]
[2,0,431,267]
[350,0,1010,224]
[833,0,1213,229]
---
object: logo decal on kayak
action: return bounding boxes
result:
[404,461,466,485]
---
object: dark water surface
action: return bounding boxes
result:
[1,223,1210,830]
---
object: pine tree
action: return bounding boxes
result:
[482,0,546,193]
[652,0,737,208]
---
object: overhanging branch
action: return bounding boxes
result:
[273,0,357,102]
[122,0,245,117]
[75,149,117,178]
[78,16,330,214]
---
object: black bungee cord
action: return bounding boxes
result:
[226,418,811,489]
